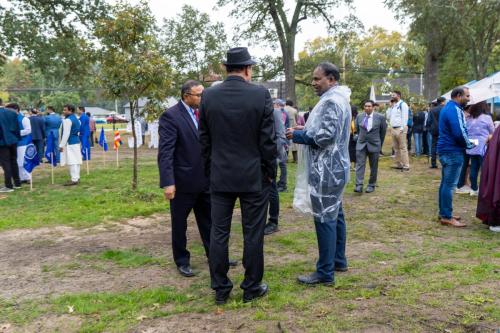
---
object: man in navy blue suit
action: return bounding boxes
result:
[44,106,62,163]
[29,109,46,161]
[158,80,232,278]
[0,98,21,192]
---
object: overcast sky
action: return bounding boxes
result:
[144,0,408,58]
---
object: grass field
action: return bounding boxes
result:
[0,146,498,333]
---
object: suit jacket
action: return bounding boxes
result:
[0,107,20,146]
[158,101,209,193]
[79,113,90,139]
[429,105,443,136]
[30,115,46,140]
[412,111,426,133]
[199,75,277,192]
[355,112,387,153]
[45,113,62,136]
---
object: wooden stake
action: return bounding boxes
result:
[51,153,54,185]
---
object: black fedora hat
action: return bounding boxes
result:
[223,47,257,66]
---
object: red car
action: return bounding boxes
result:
[106,115,128,123]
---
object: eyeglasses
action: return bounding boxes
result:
[186,93,202,97]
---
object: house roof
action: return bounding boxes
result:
[85,107,114,116]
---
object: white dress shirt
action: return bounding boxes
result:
[389,100,409,128]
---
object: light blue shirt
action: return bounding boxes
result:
[181,100,198,129]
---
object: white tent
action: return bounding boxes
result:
[440,72,500,105]
[468,71,500,104]
[441,80,477,101]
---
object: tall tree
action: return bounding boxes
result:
[295,28,424,107]
[216,0,359,104]
[160,5,228,91]
[455,0,500,79]
[94,1,172,190]
[385,0,453,100]
[386,0,500,99]
[0,0,108,88]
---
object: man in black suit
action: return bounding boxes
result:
[199,47,277,304]
[0,98,21,192]
[158,80,212,278]
[29,109,46,161]
[428,97,446,168]
[354,100,387,194]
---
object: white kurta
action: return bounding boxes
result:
[126,121,143,148]
[148,121,159,149]
[59,118,82,166]
[17,116,32,181]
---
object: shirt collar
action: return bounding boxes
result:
[181,100,193,114]
[449,100,463,110]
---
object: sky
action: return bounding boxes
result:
[144,0,408,58]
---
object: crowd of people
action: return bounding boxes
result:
[156,46,499,305]
[0,102,98,189]
[1,46,499,305]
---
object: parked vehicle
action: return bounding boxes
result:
[106,115,128,123]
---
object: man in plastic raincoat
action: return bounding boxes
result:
[286,62,351,286]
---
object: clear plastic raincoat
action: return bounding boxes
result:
[293,85,352,222]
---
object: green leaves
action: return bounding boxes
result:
[159,5,228,94]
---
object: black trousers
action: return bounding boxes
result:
[170,191,211,267]
[431,134,438,167]
[209,183,270,293]
[268,177,279,225]
[32,139,45,161]
[0,144,20,188]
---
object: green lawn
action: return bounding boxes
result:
[0,153,165,230]
[0,151,499,332]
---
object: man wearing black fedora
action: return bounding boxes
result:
[199,47,277,304]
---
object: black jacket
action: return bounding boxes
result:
[199,75,277,192]
[158,101,209,193]
[412,111,426,133]
[29,115,46,140]
[429,105,443,136]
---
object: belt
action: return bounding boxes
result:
[392,126,402,129]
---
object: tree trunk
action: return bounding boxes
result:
[423,50,440,101]
[283,42,296,105]
[129,100,138,190]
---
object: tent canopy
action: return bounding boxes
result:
[440,72,500,105]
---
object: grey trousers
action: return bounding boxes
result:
[355,148,379,187]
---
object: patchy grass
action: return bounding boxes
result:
[81,248,166,268]
[1,148,499,332]
[0,150,166,230]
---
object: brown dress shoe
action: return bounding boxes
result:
[440,218,466,227]
[437,215,462,221]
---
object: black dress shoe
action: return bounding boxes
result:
[335,266,348,272]
[365,186,375,193]
[297,272,333,286]
[354,185,363,193]
[243,283,268,302]
[177,265,195,277]
[215,290,231,305]
[429,165,438,169]
[228,259,238,267]
[264,223,278,235]
[390,166,403,170]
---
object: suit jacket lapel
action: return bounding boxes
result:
[178,101,198,137]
